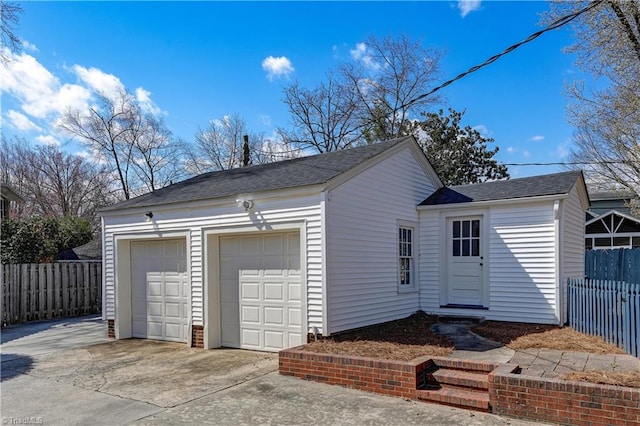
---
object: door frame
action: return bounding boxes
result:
[203,221,307,350]
[113,232,191,344]
[438,209,489,308]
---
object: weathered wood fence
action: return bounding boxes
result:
[568,278,640,357]
[585,248,640,282]
[1,262,102,327]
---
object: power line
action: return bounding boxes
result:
[401,0,605,110]
[500,160,632,167]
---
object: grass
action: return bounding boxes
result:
[302,311,638,387]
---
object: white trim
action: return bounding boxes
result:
[202,221,308,349]
[438,209,489,307]
[553,200,562,325]
[397,219,418,293]
[418,193,569,211]
[320,191,329,336]
[100,185,324,218]
[101,216,106,321]
[585,209,640,226]
[112,232,191,343]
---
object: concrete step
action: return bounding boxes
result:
[430,369,489,391]
[417,388,491,412]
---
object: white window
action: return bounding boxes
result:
[399,226,414,288]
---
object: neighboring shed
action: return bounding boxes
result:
[418,171,589,325]
[100,137,588,351]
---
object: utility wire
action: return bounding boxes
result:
[500,160,633,166]
[401,0,605,110]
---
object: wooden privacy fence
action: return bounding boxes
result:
[568,278,640,357]
[1,262,102,327]
[585,248,640,282]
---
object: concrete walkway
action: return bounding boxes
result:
[430,321,640,377]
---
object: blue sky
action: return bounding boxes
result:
[1,1,586,178]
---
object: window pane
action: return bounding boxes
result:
[472,220,480,238]
[407,243,411,257]
[407,229,412,243]
[462,239,470,256]
[453,221,460,238]
[472,239,480,256]
[453,239,460,256]
[462,221,470,238]
[594,237,611,247]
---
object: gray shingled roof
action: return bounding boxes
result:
[101,137,410,212]
[420,170,583,205]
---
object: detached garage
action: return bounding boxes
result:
[100,137,587,352]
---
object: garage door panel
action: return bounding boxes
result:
[288,307,301,327]
[241,305,260,323]
[220,232,302,352]
[288,333,302,348]
[131,240,188,343]
[264,283,283,301]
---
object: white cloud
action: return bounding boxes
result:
[259,114,272,126]
[0,49,91,118]
[135,87,162,115]
[458,0,482,18]
[506,146,515,153]
[35,134,61,146]
[21,40,38,52]
[73,65,125,99]
[523,150,530,158]
[473,124,491,137]
[529,135,545,142]
[6,110,41,132]
[261,56,294,81]
[350,42,381,71]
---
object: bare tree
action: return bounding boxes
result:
[0,136,113,224]
[280,35,443,152]
[341,34,443,142]
[544,1,640,213]
[185,113,275,174]
[59,88,185,199]
[0,1,22,64]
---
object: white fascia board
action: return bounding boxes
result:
[416,193,569,211]
[99,184,325,218]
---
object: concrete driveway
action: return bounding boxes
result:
[1,317,545,426]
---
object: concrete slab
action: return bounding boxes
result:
[1,315,109,361]
[130,372,544,426]
[9,340,278,408]
[1,373,162,425]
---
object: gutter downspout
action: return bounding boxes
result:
[553,200,562,325]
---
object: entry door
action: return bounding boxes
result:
[447,217,485,306]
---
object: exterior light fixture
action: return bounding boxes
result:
[236,198,255,211]
[145,211,154,221]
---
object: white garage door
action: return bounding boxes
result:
[131,239,188,343]
[219,232,302,352]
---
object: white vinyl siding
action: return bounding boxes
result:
[489,203,558,324]
[102,193,323,333]
[325,147,437,333]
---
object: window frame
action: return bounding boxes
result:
[397,221,418,293]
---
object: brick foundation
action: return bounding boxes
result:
[489,364,640,426]
[279,346,436,399]
[191,325,204,348]
[107,319,115,338]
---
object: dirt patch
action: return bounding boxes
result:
[303,311,453,360]
[471,321,625,354]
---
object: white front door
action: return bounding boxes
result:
[130,239,188,342]
[447,217,485,307]
[219,232,302,352]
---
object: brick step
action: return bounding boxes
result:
[429,369,489,391]
[416,388,491,412]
